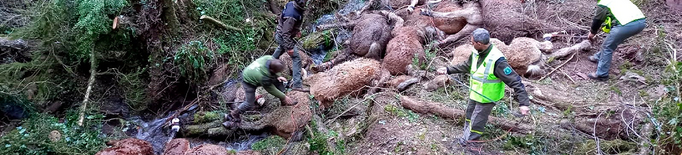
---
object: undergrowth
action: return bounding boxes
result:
[650,26,682,154]
[0,111,106,155]
[251,135,286,154]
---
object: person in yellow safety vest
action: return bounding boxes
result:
[437,28,530,146]
[586,0,646,81]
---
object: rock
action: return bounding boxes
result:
[207,64,231,86]
[184,144,227,155]
[96,138,154,155]
[193,111,222,124]
[0,101,27,119]
[181,120,234,138]
[163,138,190,155]
[48,130,61,142]
[302,30,335,51]
[0,37,31,63]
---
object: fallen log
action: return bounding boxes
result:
[181,120,235,138]
[399,96,533,134]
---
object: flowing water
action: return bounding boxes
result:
[129,113,267,154]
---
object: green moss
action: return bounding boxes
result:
[302,30,334,50]
[252,136,286,154]
[193,111,222,124]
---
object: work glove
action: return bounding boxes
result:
[282,96,297,106]
[436,67,447,75]
[519,106,530,115]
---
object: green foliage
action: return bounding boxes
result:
[384,105,419,123]
[195,0,274,69]
[117,67,147,112]
[252,135,286,154]
[423,45,437,71]
[502,133,548,154]
[0,58,75,108]
[73,0,128,59]
[307,118,345,155]
[0,112,106,155]
[650,26,682,153]
[174,40,215,84]
[19,0,129,61]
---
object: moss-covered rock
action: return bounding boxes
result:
[193,111,223,124]
[302,30,335,51]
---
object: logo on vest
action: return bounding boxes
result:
[504,67,512,75]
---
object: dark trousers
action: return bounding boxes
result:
[236,81,285,113]
[462,99,496,141]
[272,33,303,88]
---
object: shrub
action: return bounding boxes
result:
[0,111,107,155]
[174,40,215,85]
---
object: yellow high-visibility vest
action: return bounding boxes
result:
[469,46,505,103]
[598,0,646,25]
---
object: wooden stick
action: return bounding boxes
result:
[200,15,242,31]
[538,52,575,81]
[78,47,97,126]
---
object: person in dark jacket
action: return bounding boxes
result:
[223,56,296,128]
[437,28,530,144]
[273,0,307,89]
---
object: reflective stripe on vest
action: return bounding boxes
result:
[469,46,505,103]
[598,0,645,25]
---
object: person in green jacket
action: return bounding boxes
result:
[223,55,296,128]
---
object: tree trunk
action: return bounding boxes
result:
[78,47,97,126]
[162,0,181,35]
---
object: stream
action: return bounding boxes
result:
[122,0,371,154]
